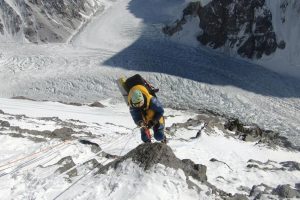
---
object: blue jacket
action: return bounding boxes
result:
[130,97,164,125]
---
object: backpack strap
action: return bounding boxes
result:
[128,85,153,109]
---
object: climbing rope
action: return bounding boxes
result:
[52,127,138,200]
[0,140,71,172]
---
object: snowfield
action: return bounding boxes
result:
[0,0,300,199]
[0,98,299,199]
[0,0,299,146]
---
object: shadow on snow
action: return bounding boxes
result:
[103,0,300,98]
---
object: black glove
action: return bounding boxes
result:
[137,120,147,128]
[147,120,158,128]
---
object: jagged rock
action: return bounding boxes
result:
[8,132,26,138]
[237,186,251,194]
[0,110,4,114]
[89,101,105,108]
[0,0,104,43]
[163,2,202,35]
[246,164,260,169]
[248,159,264,165]
[102,152,120,159]
[272,184,300,198]
[250,184,273,198]
[227,194,248,200]
[52,127,74,140]
[280,161,300,171]
[247,159,285,171]
[6,124,90,142]
[98,143,207,182]
[38,116,61,121]
[224,118,300,151]
[0,120,10,127]
[79,139,102,153]
[278,40,286,49]
[181,159,207,181]
[0,21,3,35]
[55,156,77,178]
[164,0,282,59]
[83,158,102,170]
[225,119,262,139]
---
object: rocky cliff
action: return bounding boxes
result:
[0,0,104,43]
[164,0,285,59]
[163,0,300,76]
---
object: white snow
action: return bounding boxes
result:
[169,16,202,47]
[260,0,300,78]
[0,0,299,145]
[0,0,300,198]
[0,98,299,199]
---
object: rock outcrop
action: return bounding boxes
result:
[163,0,282,59]
[0,0,104,43]
[98,143,208,182]
[272,184,300,199]
[224,118,300,151]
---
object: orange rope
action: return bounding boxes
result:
[0,140,70,171]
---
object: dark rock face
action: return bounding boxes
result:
[250,184,300,199]
[0,20,4,35]
[83,158,102,170]
[55,156,75,172]
[0,0,103,43]
[54,156,77,178]
[249,184,273,199]
[89,101,105,108]
[247,159,286,171]
[228,193,249,200]
[52,127,75,140]
[224,118,300,151]
[79,139,102,153]
[163,0,282,59]
[272,184,300,198]
[280,161,300,171]
[296,183,300,190]
[0,1,22,36]
[0,120,10,127]
[98,143,207,182]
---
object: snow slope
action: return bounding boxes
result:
[0,98,299,199]
[0,0,299,148]
[0,0,107,43]
[0,0,298,198]
[261,0,300,78]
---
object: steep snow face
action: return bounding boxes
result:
[0,98,299,199]
[0,0,105,43]
[0,0,300,146]
[164,0,300,78]
[261,0,300,77]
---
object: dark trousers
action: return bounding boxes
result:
[141,123,165,143]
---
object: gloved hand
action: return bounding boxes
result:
[147,120,158,128]
[137,120,147,128]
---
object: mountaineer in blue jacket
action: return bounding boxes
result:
[128,84,166,143]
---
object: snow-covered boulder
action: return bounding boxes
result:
[98,143,208,182]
